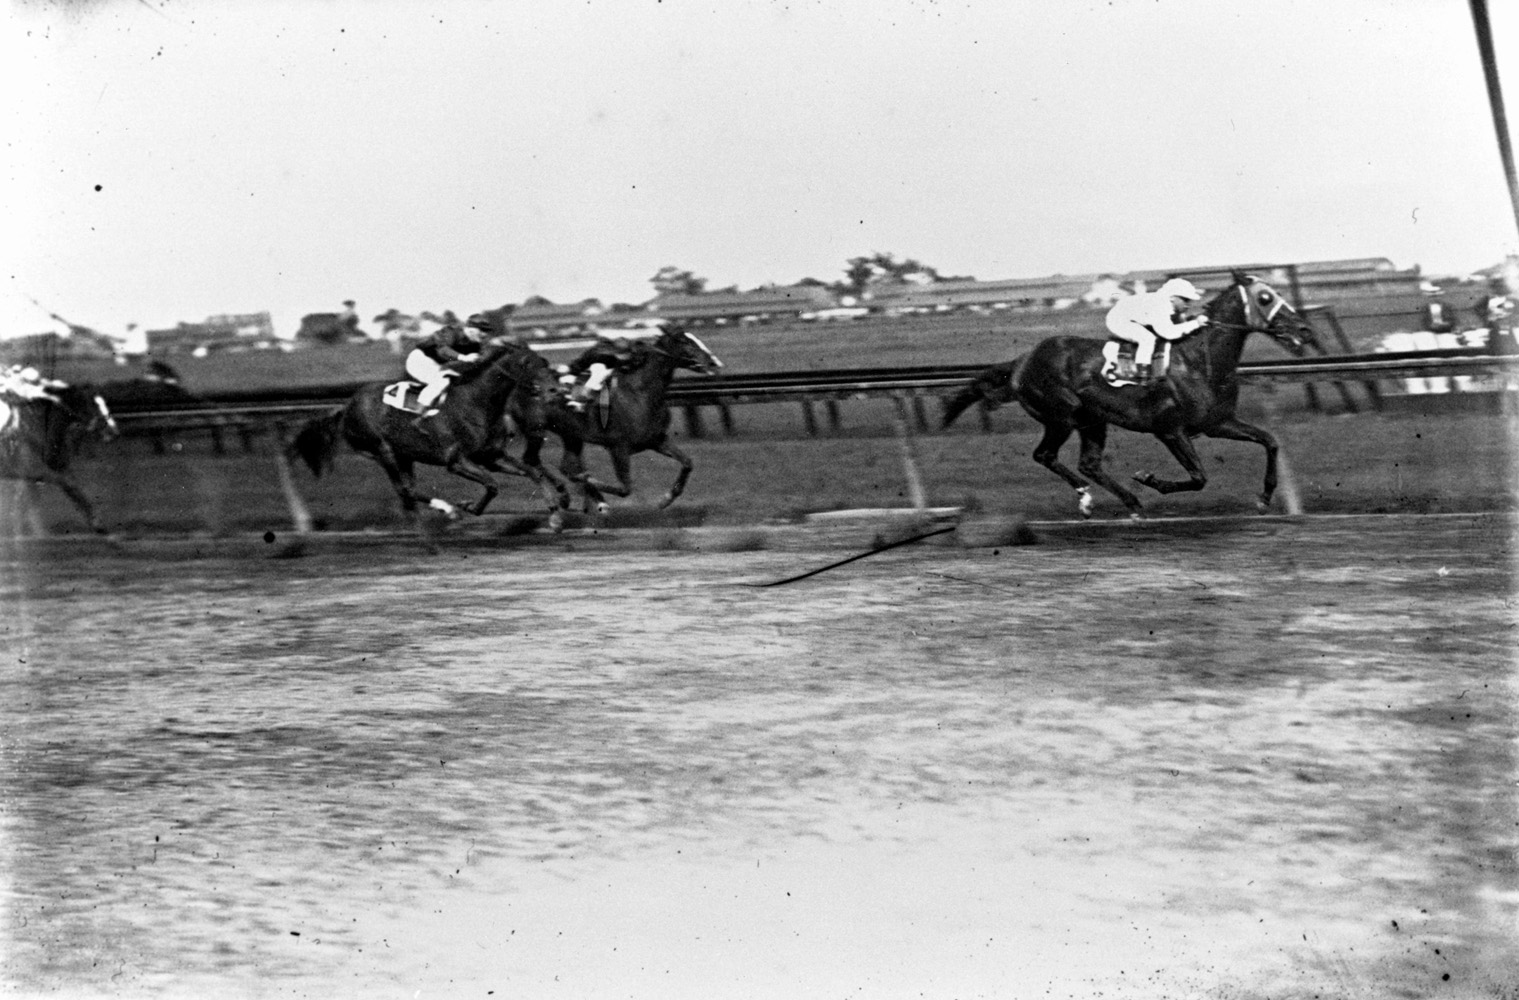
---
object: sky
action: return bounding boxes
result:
[3,0,1517,341]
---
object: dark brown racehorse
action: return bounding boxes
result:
[1,384,119,533]
[287,338,565,525]
[512,324,723,514]
[942,271,1312,517]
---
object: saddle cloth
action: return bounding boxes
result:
[1100,340,1171,387]
[381,381,429,414]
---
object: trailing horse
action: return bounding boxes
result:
[0,384,120,533]
[511,324,723,513]
[286,338,566,526]
[942,271,1312,517]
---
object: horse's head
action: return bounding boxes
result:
[57,385,120,442]
[1216,271,1312,353]
[654,324,724,375]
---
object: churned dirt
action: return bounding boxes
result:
[1,513,1515,999]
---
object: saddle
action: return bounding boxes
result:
[1100,340,1172,387]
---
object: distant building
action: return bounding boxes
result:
[0,327,119,365]
[645,284,838,326]
[146,312,278,356]
[508,298,606,339]
[866,275,1097,314]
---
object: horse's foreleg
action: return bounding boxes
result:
[48,474,105,534]
[1133,432,1208,496]
[1203,417,1280,509]
[1031,423,1100,517]
[444,455,500,516]
[649,439,693,509]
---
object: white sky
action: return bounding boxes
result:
[3,0,1517,338]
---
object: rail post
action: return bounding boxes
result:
[891,394,928,511]
[271,423,314,533]
[801,401,819,437]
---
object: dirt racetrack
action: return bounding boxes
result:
[2,512,1516,999]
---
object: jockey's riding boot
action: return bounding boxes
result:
[566,388,589,411]
[1135,363,1153,382]
[410,408,441,432]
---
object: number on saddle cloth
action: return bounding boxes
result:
[381,381,432,414]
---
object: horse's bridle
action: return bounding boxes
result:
[648,330,722,373]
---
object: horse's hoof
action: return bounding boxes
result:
[548,510,565,533]
[595,502,610,516]
[657,494,676,510]
[428,498,462,520]
[1076,488,1094,518]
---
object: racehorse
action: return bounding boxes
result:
[941,271,1312,517]
[286,338,567,525]
[1,384,120,533]
[512,324,723,513]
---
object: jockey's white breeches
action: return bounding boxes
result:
[583,363,612,393]
[405,352,454,407]
[1104,318,1160,365]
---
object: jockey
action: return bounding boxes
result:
[1104,277,1210,381]
[404,316,486,423]
[0,364,67,405]
[562,333,642,410]
[0,365,67,436]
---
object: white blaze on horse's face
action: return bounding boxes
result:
[93,395,121,438]
[683,331,723,372]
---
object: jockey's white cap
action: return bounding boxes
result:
[1159,278,1203,301]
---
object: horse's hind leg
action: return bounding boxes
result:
[1132,431,1208,496]
[1203,417,1280,509]
[1074,423,1145,515]
[1031,422,1101,517]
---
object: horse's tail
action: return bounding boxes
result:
[287,407,344,477]
[941,358,1023,429]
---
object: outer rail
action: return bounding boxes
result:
[106,351,1519,434]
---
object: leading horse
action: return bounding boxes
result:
[512,324,723,513]
[287,338,566,525]
[942,271,1312,517]
[1,384,120,533]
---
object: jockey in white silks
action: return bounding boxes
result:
[1104,277,1210,380]
[0,365,68,435]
